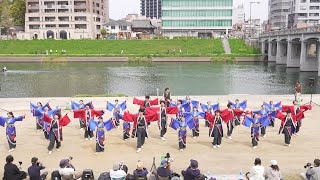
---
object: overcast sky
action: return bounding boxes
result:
[109,0,268,20]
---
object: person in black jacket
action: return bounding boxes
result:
[182,159,201,180]
[3,155,27,180]
[156,159,172,179]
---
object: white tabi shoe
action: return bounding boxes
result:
[217,145,221,148]
[213,145,217,149]
[95,152,98,155]
[56,149,60,152]
[164,135,166,138]
[124,139,128,141]
[48,151,52,155]
[263,134,266,138]
[296,133,299,136]
[161,137,165,141]
[180,149,183,151]
[253,146,257,149]
[141,146,144,149]
[136,148,141,153]
[193,136,196,139]
[85,138,88,141]
[8,148,15,153]
[89,138,93,141]
[148,125,151,128]
[228,136,232,140]
[80,128,83,130]
[37,130,40,132]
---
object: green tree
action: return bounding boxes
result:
[0,0,13,34]
[100,28,107,37]
[9,0,26,26]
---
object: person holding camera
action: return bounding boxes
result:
[27,157,48,180]
[3,155,27,180]
[182,159,201,180]
[110,163,127,179]
[306,159,320,180]
[58,157,82,180]
[154,159,173,180]
[133,161,149,180]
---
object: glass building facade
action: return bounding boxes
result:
[162,0,233,37]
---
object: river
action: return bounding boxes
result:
[0,61,319,97]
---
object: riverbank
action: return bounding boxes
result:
[0,95,318,180]
[0,56,263,62]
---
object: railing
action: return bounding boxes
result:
[260,25,320,37]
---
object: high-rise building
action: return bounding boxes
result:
[24,0,109,39]
[140,0,161,19]
[288,0,320,28]
[233,4,245,25]
[268,0,291,30]
[161,0,233,38]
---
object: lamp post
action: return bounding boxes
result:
[250,1,260,36]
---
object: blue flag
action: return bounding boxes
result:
[243,116,253,127]
[259,115,270,127]
[105,119,116,131]
[89,119,98,131]
[169,118,180,130]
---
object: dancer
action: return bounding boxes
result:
[222,103,244,139]
[170,100,184,120]
[133,96,159,126]
[252,105,276,138]
[164,88,171,107]
[264,101,282,127]
[0,112,25,152]
[282,100,311,135]
[106,100,127,127]
[181,96,199,112]
[89,116,116,154]
[205,110,227,149]
[30,102,51,131]
[73,104,104,140]
[122,109,159,153]
[43,113,70,154]
[200,101,219,127]
[145,100,178,140]
[184,107,205,138]
[71,100,93,130]
[169,116,196,151]
[33,107,61,139]
[243,114,269,149]
[123,119,131,141]
[229,99,247,110]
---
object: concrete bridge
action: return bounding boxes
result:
[259,26,320,76]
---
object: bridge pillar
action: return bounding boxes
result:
[287,40,301,68]
[268,40,277,62]
[276,40,287,64]
[261,41,265,54]
[300,39,318,72]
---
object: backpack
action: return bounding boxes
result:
[51,170,62,180]
[98,172,111,180]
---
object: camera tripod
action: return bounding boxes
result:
[305,93,320,107]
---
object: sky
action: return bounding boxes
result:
[109,0,269,21]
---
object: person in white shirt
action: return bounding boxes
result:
[58,158,82,180]
[246,158,265,180]
[110,163,127,179]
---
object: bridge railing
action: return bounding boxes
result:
[260,25,320,38]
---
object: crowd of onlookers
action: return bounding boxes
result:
[2,155,320,180]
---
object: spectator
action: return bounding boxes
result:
[58,158,82,180]
[295,81,302,101]
[246,158,265,180]
[28,157,48,180]
[182,159,201,180]
[3,155,27,180]
[110,163,127,180]
[306,159,320,180]
[133,161,148,180]
[264,160,282,180]
[155,159,172,179]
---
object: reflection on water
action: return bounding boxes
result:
[0,62,319,97]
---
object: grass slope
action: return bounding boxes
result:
[0,39,224,56]
[228,39,261,55]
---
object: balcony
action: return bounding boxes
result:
[75,24,87,29]
[74,9,87,13]
[58,9,69,13]
[45,24,56,28]
[45,17,56,21]
[58,17,69,21]
[29,17,40,22]
[29,25,40,29]
[28,10,40,13]
[75,16,87,21]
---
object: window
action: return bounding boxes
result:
[111,26,115,29]
[310,6,319,10]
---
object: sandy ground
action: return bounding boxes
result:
[0,95,319,179]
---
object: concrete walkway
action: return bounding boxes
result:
[222,38,232,54]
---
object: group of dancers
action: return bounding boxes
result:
[0,88,313,154]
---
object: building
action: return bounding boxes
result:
[233,4,245,25]
[131,20,155,39]
[287,0,320,28]
[243,19,261,38]
[140,0,161,19]
[268,0,291,30]
[161,0,233,38]
[104,19,132,39]
[23,0,109,40]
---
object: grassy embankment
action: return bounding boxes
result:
[0,39,261,61]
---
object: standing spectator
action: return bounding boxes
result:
[295,81,302,101]
[133,161,148,180]
[3,155,27,180]
[28,157,48,180]
[306,159,320,180]
[264,160,282,180]
[182,159,201,180]
[246,158,265,180]
[110,163,127,179]
[49,50,52,54]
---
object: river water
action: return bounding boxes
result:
[0,62,319,97]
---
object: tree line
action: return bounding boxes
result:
[0,0,25,34]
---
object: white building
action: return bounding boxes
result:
[288,0,320,28]
[20,0,109,40]
[268,0,291,30]
[103,19,132,39]
[233,4,245,25]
